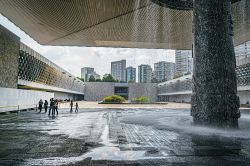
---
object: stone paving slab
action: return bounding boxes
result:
[0,108,250,165]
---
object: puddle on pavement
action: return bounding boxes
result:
[8,108,250,165]
[24,112,165,165]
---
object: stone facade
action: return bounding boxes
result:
[0,25,20,88]
[19,43,85,93]
[84,82,158,102]
[84,82,115,101]
[128,83,158,102]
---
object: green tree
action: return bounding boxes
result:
[102,74,118,82]
[89,75,96,82]
[95,78,102,82]
[151,78,158,83]
[173,73,183,79]
[128,80,135,83]
[103,95,125,103]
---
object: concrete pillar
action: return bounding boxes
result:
[191,0,240,127]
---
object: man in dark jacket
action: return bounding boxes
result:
[48,98,55,116]
[38,99,43,113]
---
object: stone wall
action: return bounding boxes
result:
[84,82,115,101]
[0,25,20,88]
[128,83,158,102]
[84,82,158,102]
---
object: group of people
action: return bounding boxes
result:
[38,99,79,115]
[70,100,79,113]
[38,98,59,116]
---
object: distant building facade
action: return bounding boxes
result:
[111,60,126,82]
[235,41,250,61]
[175,50,193,75]
[81,67,100,81]
[154,61,175,82]
[81,67,94,81]
[87,72,100,81]
[138,64,152,83]
[157,41,250,104]
[235,41,250,56]
[126,67,136,83]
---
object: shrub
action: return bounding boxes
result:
[131,96,150,103]
[103,95,125,103]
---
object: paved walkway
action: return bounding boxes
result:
[0,107,250,165]
[60,101,191,109]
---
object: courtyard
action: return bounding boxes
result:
[0,103,250,165]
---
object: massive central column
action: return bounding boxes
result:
[191,0,240,127]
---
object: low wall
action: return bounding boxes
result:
[0,87,54,112]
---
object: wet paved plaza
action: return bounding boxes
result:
[1,108,250,165]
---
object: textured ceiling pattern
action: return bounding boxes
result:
[0,0,249,49]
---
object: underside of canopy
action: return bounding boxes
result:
[0,0,249,49]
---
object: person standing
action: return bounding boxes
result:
[44,100,48,113]
[51,98,55,115]
[70,100,73,112]
[48,98,55,116]
[54,99,59,115]
[75,102,79,113]
[38,99,43,113]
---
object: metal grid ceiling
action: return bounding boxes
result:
[0,0,249,49]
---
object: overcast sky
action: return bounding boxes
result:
[0,14,175,78]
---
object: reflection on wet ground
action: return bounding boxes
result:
[0,108,250,165]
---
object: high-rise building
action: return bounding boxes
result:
[86,71,100,81]
[175,50,193,75]
[111,60,126,82]
[138,64,152,83]
[235,41,250,66]
[154,61,175,82]
[126,67,136,83]
[235,41,250,58]
[81,67,100,82]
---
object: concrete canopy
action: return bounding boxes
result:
[0,0,249,49]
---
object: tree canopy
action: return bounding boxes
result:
[102,74,118,82]
[88,75,96,82]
